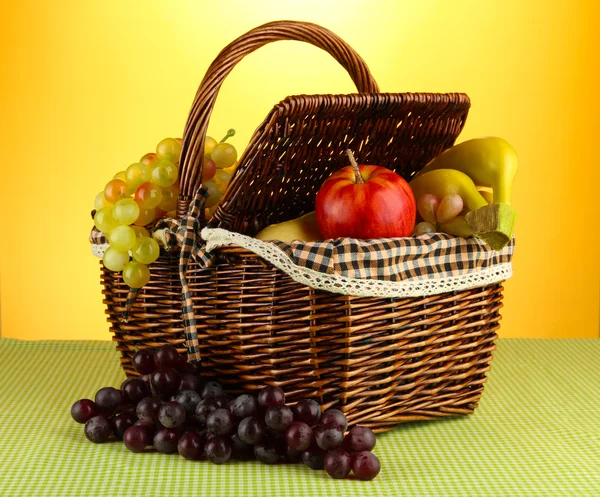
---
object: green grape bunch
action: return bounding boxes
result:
[93,132,238,290]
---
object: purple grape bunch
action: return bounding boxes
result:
[70,344,381,480]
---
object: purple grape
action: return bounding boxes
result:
[237,416,265,445]
[320,409,348,432]
[151,368,180,396]
[302,446,326,470]
[177,431,204,461]
[123,424,151,453]
[324,449,353,479]
[204,436,232,464]
[84,415,112,443]
[206,408,236,436]
[111,412,137,440]
[153,427,180,454]
[343,425,376,452]
[314,423,344,450]
[285,446,304,463]
[121,378,151,405]
[254,443,281,465]
[195,398,217,424]
[134,419,157,438]
[136,396,162,425]
[292,399,321,426]
[352,451,381,480]
[179,374,204,394]
[174,390,201,416]
[257,386,285,408]
[230,394,258,419]
[153,344,180,370]
[264,405,294,433]
[201,380,224,399]
[94,387,122,414]
[285,422,314,451]
[71,399,98,424]
[158,401,186,428]
[213,394,233,409]
[132,349,155,375]
[230,434,254,460]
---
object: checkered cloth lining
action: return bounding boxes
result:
[90,187,514,360]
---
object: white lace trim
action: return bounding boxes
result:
[92,230,513,297]
[92,243,109,258]
[201,228,512,298]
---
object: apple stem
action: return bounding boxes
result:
[219,129,236,143]
[346,149,364,184]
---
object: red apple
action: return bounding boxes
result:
[315,151,416,239]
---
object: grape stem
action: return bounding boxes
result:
[219,129,236,143]
[346,149,364,184]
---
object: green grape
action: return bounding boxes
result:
[94,192,112,211]
[211,143,237,169]
[132,226,150,238]
[436,194,464,224]
[156,138,182,164]
[104,179,130,203]
[135,182,163,209]
[159,184,178,211]
[94,207,119,234]
[132,236,160,264]
[413,222,437,235]
[204,136,217,156]
[151,160,178,188]
[203,180,222,208]
[108,225,136,252]
[133,205,157,226]
[113,198,140,225]
[212,169,232,192]
[125,162,151,191]
[122,261,150,288]
[103,247,130,271]
[417,194,440,224]
[113,171,127,182]
[140,153,159,167]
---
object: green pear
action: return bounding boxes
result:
[255,211,323,243]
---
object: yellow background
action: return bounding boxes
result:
[1,0,598,340]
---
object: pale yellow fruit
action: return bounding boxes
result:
[255,211,322,243]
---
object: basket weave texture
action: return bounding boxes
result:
[99,21,505,432]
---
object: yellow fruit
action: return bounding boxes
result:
[255,212,323,243]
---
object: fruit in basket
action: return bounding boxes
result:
[70,344,381,480]
[204,135,218,155]
[94,206,119,234]
[414,137,518,249]
[113,198,140,226]
[202,156,217,181]
[410,169,488,213]
[156,137,182,163]
[122,261,151,288]
[135,182,163,209]
[151,159,178,188]
[124,162,151,191]
[211,129,237,169]
[102,247,130,271]
[93,131,238,289]
[255,211,322,243]
[315,150,416,239]
[104,178,130,203]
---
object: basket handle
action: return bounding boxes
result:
[177,20,380,216]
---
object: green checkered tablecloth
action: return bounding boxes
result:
[0,339,598,496]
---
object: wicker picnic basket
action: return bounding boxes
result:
[98,21,508,432]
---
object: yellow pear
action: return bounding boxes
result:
[255,211,323,243]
